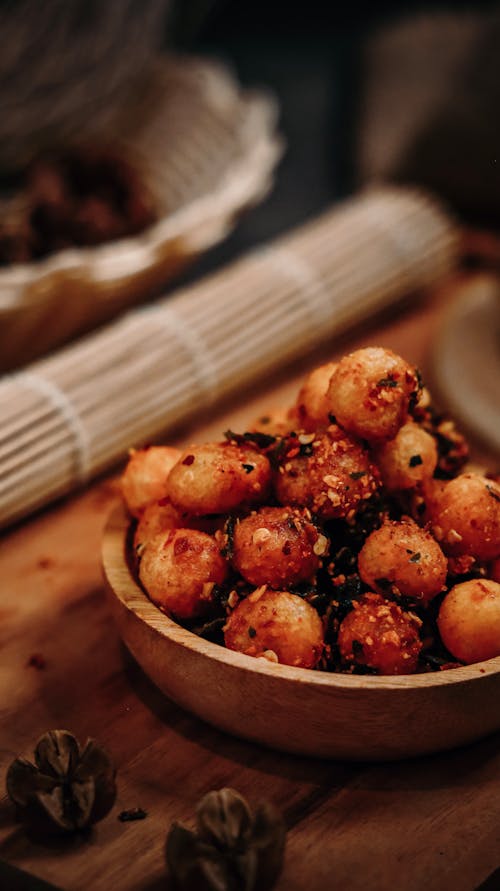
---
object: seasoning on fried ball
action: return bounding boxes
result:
[358,517,447,603]
[167,442,272,516]
[326,347,420,442]
[337,592,423,675]
[121,446,182,517]
[437,579,500,663]
[139,528,228,620]
[296,361,338,431]
[274,426,379,520]
[224,587,324,668]
[374,421,438,492]
[231,506,327,589]
[428,473,500,561]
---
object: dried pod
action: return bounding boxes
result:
[6,729,116,833]
[166,788,286,891]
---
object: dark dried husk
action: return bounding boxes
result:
[166,788,285,891]
[6,730,116,833]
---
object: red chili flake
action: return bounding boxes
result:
[182,454,195,466]
[173,536,190,556]
[27,653,46,670]
[286,447,300,459]
[37,557,54,570]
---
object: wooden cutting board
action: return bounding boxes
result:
[0,274,499,891]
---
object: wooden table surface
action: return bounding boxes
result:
[1,275,499,891]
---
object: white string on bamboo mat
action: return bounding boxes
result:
[12,371,92,484]
[138,304,220,404]
[258,245,333,333]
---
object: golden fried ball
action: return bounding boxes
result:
[428,473,500,561]
[121,446,182,517]
[134,499,182,553]
[374,421,438,492]
[326,347,420,442]
[274,426,379,520]
[231,506,326,589]
[139,529,228,620]
[438,579,500,663]
[224,587,324,668]
[167,443,271,516]
[358,518,447,603]
[296,361,337,431]
[337,593,422,675]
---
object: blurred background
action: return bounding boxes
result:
[1,0,499,528]
[170,0,500,278]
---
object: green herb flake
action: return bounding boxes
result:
[242,463,254,474]
[349,471,367,480]
[376,378,398,388]
[409,454,423,467]
[409,552,421,563]
[248,626,257,638]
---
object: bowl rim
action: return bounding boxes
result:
[102,503,500,691]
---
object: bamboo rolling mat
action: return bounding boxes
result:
[0,186,459,528]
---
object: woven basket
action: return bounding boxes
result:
[0,55,282,371]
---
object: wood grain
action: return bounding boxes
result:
[1,275,499,890]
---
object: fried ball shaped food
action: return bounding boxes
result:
[224,588,324,668]
[139,528,228,621]
[123,343,500,676]
[274,426,379,520]
[121,446,182,517]
[134,499,182,554]
[428,473,500,561]
[167,442,271,516]
[374,421,438,492]
[337,593,423,675]
[296,361,337,432]
[134,500,225,554]
[358,518,447,603]
[326,347,420,442]
[438,579,500,663]
[231,506,326,589]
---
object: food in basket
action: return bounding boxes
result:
[120,346,500,676]
[0,148,156,265]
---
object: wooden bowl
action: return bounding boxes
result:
[102,505,500,761]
